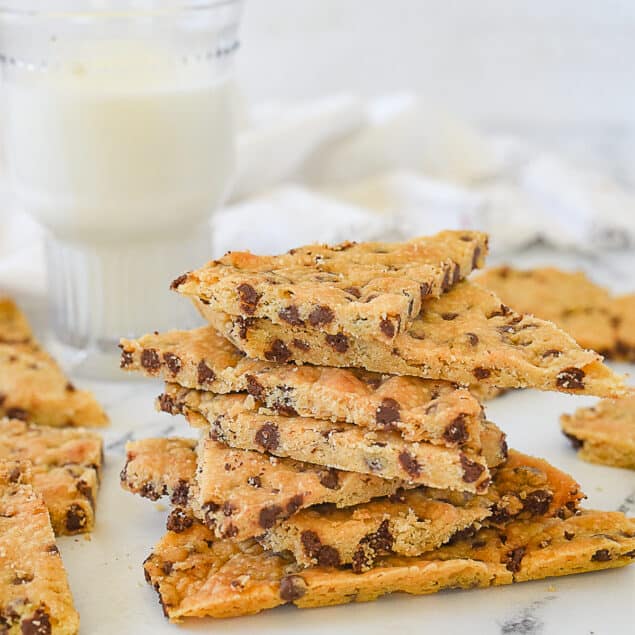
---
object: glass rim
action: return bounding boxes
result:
[0,1,240,20]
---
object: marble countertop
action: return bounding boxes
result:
[50,245,635,635]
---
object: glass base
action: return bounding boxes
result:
[45,224,210,380]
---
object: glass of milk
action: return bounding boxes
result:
[0,1,242,378]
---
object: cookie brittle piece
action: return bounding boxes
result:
[120,326,485,448]
[120,435,407,540]
[476,267,617,355]
[143,510,635,621]
[120,437,197,508]
[0,298,33,344]
[561,393,635,469]
[171,231,488,344]
[200,280,625,398]
[0,461,79,634]
[160,385,507,493]
[0,419,103,535]
[261,449,584,572]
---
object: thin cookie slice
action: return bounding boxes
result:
[200,280,625,398]
[0,419,103,535]
[121,436,408,540]
[171,231,488,344]
[0,461,80,634]
[475,267,617,355]
[261,449,584,572]
[613,294,635,361]
[561,393,635,469]
[120,327,486,448]
[143,510,635,621]
[159,386,507,492]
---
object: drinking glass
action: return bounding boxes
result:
[0,0,242,378]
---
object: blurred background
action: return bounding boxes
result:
[2,0,635,332]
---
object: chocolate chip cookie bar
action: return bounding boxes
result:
[476,267,617,355]
[121,327,486,448]
[0,298,108,428]
[561,393,635,469]
[0,461,80,634]
[261,449,584,571]
[121,436,409,540]
[171,231,488,344]
[142,509,635,621]
[200,280,625,398]
[0,419,103,535]
[159,386,506,492]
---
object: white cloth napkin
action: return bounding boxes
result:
[2,91,635,302]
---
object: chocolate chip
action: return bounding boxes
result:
[197,360,216,385]
[460,454,485,483]
[325,333,349,353]
[46,544,59,555]
[472,244,481,269]
[235,316,255,339]
[473,367,491,380]
[505,546,526,572]
[286,494,304,514]
[375,398,400,428]
[265,339,292,363]
[279,305,304,326]
[448,525,478,544]
[556,367,585,390]
[344,286,362,298]
[12,572,34,585]
[591,549,611,562]
[139,482,161,501]
[301,530,322,558]
[398,451,421,477]
[169,274,188,290]
[157,393,178,414]
[563,431,584,450]
[161,562,174,576]
[279,575,307,602]
[420,282,431,300]
[8,466,22,483]
[259,505,282,529]
[140,348,161,372]
[6,408,28,421]
[522,489,553,516]
[76,480,94,507]
[166,508,193,533]
[441,312,459,321]
[119,350,134,368]
[255,422,279,451]
[318,469,340,490]
[171,480,190,507]
[20,607,51,635]
[163,353,182,376]
[247,475,262,488]
[222,501,237,517]
[564,531,575,541]
[441,266,452,291]
[237,283,262,315]
[292,338,310,351]
[443,414,469,445]
[65,504,88,532]
[317,545,341,568]
[306,305,334,328]
[245,375,266,401]
[542,349,562,358]
[379,318,396,338]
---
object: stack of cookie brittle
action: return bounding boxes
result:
[0,299,108,634]
[119,231,635,623]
